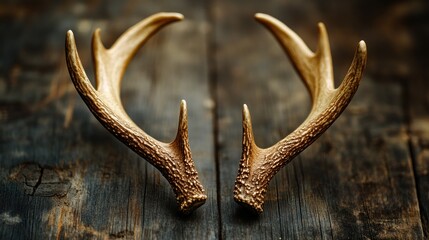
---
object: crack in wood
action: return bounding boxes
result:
[30,165,44,196]
[9,163,72,198]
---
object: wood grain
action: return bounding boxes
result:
[210,0,424,238]
[0,0,428,239]
[407,1,429,237]
[0,0,217,239]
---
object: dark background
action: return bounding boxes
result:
[0,0,428,239]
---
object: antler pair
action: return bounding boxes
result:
[65,13,366,214]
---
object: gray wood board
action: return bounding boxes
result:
[0,0,428,239]
[407,1,429,237]
[210,0,424,239]
[0,0,218,239]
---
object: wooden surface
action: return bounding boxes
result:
[0,0,427,239]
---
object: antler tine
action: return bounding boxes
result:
[92,13,185,108]
[234,13,367,213]
[255,13,335,106]
[65,13,207,214]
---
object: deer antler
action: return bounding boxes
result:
[65,13,207,213]
[234,13,367,213]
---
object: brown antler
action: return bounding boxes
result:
[65,13,207,213]
[234,13,367,213]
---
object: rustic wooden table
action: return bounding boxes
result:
[0,0,428,239]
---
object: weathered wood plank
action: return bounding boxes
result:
[0,2,90,239]
[410,134,429,239]
[211,0,424,239]
[1,0,428,239]
[0,0,217,239]
[406,1,429,238]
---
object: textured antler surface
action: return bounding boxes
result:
[234,13,367,213]
[65,13,207,213]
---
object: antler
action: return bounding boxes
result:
[234,13,367,213]
[65,13,207,213]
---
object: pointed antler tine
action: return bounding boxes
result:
[255,13,318,99]
[315,22,334,91]
[234,15,367,213]
[91,12,184,107]
[338,40,367,94]
[234,104,264,213]
[176,100,188,140]
[66,30,98,99]
[242,104,256,149]
[65,13,206,213]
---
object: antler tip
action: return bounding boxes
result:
[66,30,75,41]
[92,28,105,51]
[358,40,367,53]
[316,22,329,37]
[317,22,326,29]
[175,13,185,20]
[254,13,266,19]
[180,100,187,114]
[317,22,328,37]
[177,100,188,133]
[242,104,250,118]
[242,104,255,144]
[93,28,101,36]
[242,104,255,133]
[254,13,275,24]
[157,12,184,21]
[65,30,77,53]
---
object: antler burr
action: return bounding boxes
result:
[65,13,207,213]
[234,13,367,213]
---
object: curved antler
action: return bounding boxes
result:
[65,13,207,213]
[234,13,367,213]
